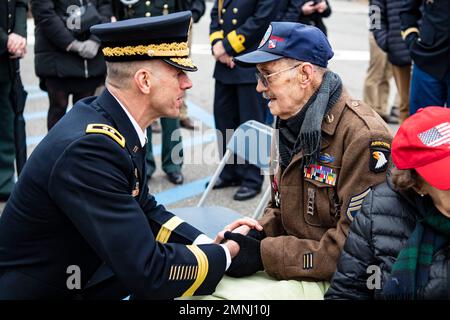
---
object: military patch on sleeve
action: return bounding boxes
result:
[369,140,390,173]
[86,124,126,148]
[346,188,371,222]
[303,252,313,270]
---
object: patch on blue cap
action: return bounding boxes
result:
[258,25,272,49]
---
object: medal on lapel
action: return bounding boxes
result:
[131,168,140,197]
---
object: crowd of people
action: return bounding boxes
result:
[0,0,449,300]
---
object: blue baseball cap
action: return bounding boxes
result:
[235,22,334,68]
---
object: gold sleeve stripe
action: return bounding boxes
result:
[86,124,125,148]
[156,216,184,244]
[181,266,186,280]
[210,30,224,44]
[193,266,198,279]
[401,27,419,40]
[182,245,209,297]
[169,266,175,280]
[175,266,181,280]
[226,30,246,54]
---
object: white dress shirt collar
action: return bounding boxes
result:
[110,92,147,148]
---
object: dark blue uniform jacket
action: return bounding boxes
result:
[209,0,279,84]
[0,89,226,299]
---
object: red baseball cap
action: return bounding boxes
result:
[392,107,450,190]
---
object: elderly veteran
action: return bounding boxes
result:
[197,22,394,300]
[0,12,262,300]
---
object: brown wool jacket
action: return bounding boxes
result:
[259,90,393,281]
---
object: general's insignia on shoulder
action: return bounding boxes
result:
[369,141,390,173]
[304,164,337,186]
[86,124,125,148]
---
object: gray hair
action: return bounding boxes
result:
[281,57,327,76]
[105,60,160,89]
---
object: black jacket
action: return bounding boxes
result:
[276,0,301,22]
[325,180,450,300]
[297,0,331,36]
[370,0,411,67]
[0,89,227,299]
[31,0,112,79]
[400,0,449,80]
[112,0,205,23]
[0,0,28,82]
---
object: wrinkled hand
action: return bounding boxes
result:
[78,40,100,59]
[214,217,263,243]
[224,231,263,277]
[7,33,26,57]
[301,1,317,15]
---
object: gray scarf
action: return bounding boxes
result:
[277,71,343,169]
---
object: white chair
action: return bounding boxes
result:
[87,121,274,292]
[172,120,274,238]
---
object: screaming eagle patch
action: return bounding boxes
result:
[369,141,390,173]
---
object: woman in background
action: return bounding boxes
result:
[326,106,450,300]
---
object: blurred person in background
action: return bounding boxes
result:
[276,0,331,36]
[400,0,449,113]
[363,4,398,124]
[0,0,28,202]
[371,0,412,124]
[31,0,112,130]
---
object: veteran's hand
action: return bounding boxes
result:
[214,217,263,243]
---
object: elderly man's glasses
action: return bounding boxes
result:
[255,63,303,87]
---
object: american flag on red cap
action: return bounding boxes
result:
[418,122,450,147]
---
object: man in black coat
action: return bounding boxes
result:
[0,0,27,202]
[0,12,256,299]
[400,0,450,114]
[209,0,279,201]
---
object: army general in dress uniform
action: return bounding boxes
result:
[212,23,394,297]
[0,12,261,299]
[0,0,27,202]
[208,0,279,201]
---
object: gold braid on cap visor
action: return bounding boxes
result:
[169,57,196,68]
[102,41,189,57]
